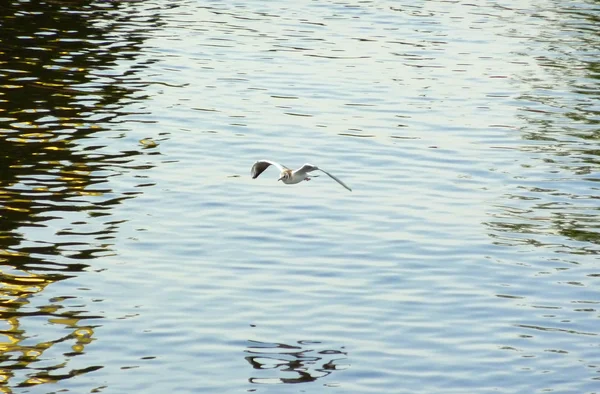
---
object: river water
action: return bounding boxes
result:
[0,0,599,393]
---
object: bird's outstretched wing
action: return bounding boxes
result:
[295,164,319,175]
[251,160,288,179]
[296,163,352,192]
[318,168,352,192]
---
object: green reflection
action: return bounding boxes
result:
[487,2,600,253]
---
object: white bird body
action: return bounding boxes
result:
[251,160,352,191]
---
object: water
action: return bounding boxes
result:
[0,0,599,393]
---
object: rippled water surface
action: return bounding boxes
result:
[1,0,599,393]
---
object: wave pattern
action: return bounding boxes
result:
[0,0,598,393]
[0,0,166,389]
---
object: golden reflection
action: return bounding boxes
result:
[0,0,161,390]
[16,132,50,139]
[139,138,158,148]
[0,270,101,388]
[42,146,65,151]
[3,206,30,213]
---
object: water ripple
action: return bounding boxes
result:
[1,0,600,393]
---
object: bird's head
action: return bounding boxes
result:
[278,170,291,181]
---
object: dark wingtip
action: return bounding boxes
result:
[251,161,272,180]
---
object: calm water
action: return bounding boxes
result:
[1,0,599,393]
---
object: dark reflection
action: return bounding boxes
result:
[0,271,103,388]
[244,339,349,385]
[0,0,164,389]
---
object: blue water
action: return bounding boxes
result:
[0,0,598,393]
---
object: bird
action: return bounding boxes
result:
[251,160,352,192]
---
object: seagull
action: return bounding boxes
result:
[251,160,352,192]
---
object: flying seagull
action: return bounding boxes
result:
[251,160,352,192]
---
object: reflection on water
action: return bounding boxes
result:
[486,0,600,252]
[0,272,102,389]
[0,0,162,389]
[245,340,348,386]
[0,0,599,392]
[480,2,600,387]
